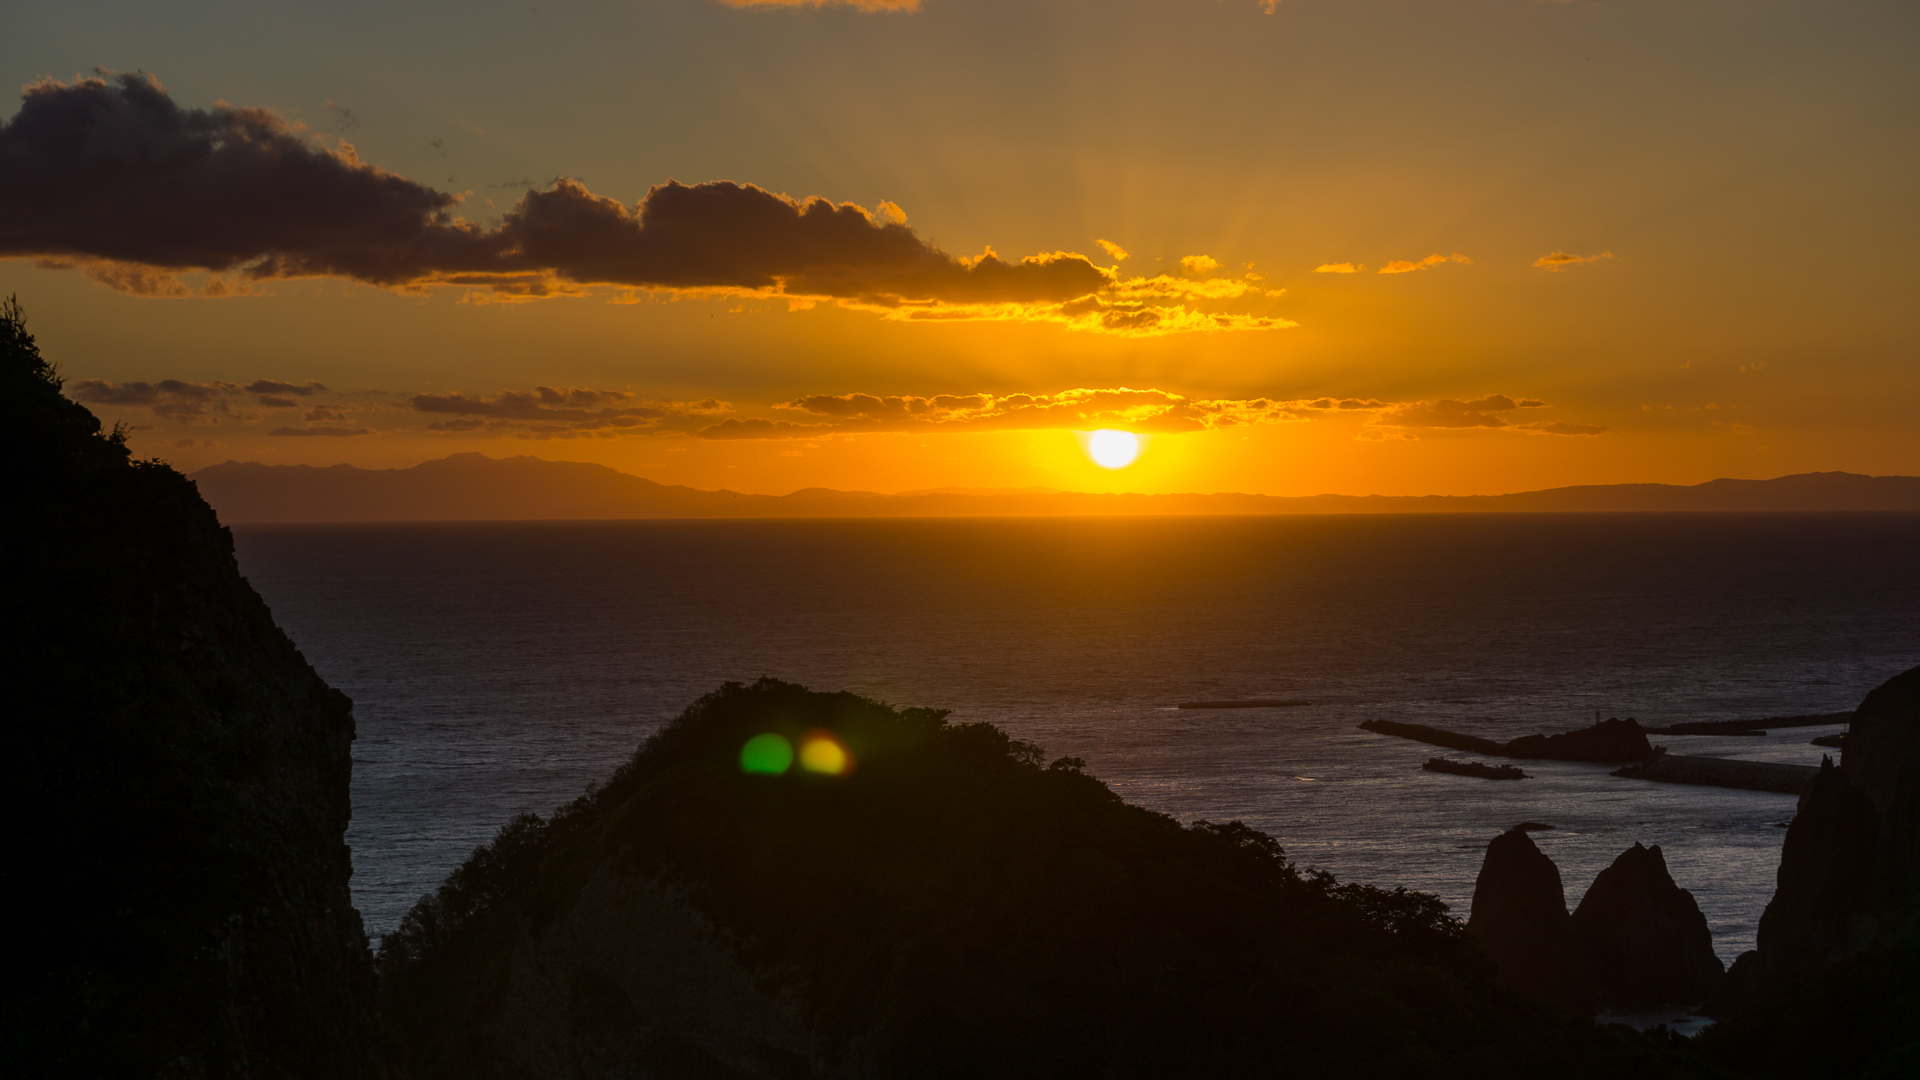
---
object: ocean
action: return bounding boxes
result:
[230,512,1919,975]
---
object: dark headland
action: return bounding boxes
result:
[9,302,1917,1077]
[190,452,1920,522]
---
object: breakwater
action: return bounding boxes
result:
[1176,699,1313,709]
[1358,717,1652,762]
[1611,753,1819,795]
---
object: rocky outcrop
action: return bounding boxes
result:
[1503,718,1653,762]
[1569,843,1724,1009]
[4,302,377,1077]
[1466,829,1593,1013]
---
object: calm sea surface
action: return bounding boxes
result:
[231,514,1920,967]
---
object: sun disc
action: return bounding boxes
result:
[1087,429,1140,469]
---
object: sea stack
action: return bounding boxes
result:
[1569,842,1725,1009]
[3,303,378,1076]
[1466,828,1593,1014]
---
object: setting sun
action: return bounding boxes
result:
[1087,430,1141,469]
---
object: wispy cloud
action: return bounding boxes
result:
[716,0,920,10]
[69,378,243,424]
[245,378,327,407]
[699,388,1332,439]
[1368,394,1602,436]
[689,388,1601,441]
[1378,253,1472,275]
[1312,262,1362,274]
[1,73,1286,337]
[268,425,370,437]
[410,387,730,437]
[1095,239,1129,262]
[70,371,1607,444]
[1533,250,1614,271]
[73,375,336,425]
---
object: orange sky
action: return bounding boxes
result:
[3,0,1915,496]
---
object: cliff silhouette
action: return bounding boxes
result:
[3,299,378,1077]
[189,453,1920,522]
[1696,665,1920,1077]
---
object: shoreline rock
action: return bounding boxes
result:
[1466,829,1593,1014]
[1570,842,1725,1011]
[1423,757,1528,780]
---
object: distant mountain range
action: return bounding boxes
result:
[190,453,1920,522]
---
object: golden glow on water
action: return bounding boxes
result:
[1086,430,1140,470]
[799,731,851,775]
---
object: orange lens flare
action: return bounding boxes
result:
[798,730,852,775]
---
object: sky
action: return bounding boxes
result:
[3,0,1915,496]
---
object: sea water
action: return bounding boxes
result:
[230,513,1920,968]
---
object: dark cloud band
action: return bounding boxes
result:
[1,73,1106,306]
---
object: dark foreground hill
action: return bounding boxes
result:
[3,299,378,1077]
[377,679,1705,1080]
[190,452,1920,521]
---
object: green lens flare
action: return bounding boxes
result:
[740,733,794,775]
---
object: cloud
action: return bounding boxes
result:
[1533,250,1614,271]
[410,386,730,434]
[71,374,341,424]
[246,378,327,407]
[1313,262,1362,274]
[69,377,240,424]
[1378,253,1472,275]
[246,378,326,396]
[1180,255,1220,275]
[268,425,370,436]
[324,100,357,131]
[716,0,921,10]
[698,389,1399,439]
[1095,239,1129,262]
[1,73,1284,337]
[1369,394,1602,436]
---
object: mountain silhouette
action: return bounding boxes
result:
[190,453,1920,522]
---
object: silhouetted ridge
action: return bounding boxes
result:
[377,679,1707,1079]
[3,298,378,1076]
[189,453,1920,521]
